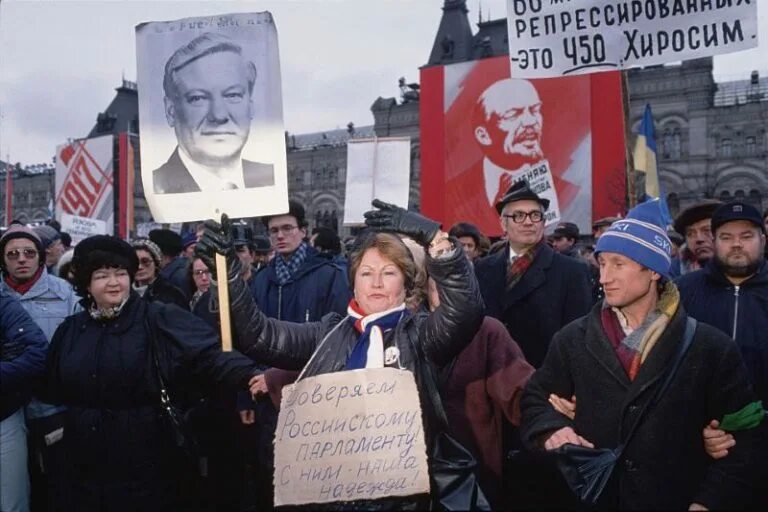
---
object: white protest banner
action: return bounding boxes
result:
[55,136,115,235]
[136,12,288,223]
[60,213,108,244]
[506,0,758,79]
[344,137,411,225]
[136,222,162,238]
[273,368,429,507]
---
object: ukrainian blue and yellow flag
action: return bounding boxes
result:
[634,104,673,227]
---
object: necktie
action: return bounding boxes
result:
[493,172,513,207]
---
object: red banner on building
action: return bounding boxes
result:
[420,55,626,237]
[55,136,115,235]
[118,133,136,239]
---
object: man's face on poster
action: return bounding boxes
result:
[165,50,255,167]
[475,79,544,169]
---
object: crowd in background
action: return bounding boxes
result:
[2,183,768,511]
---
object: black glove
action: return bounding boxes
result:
[0,341,26,362]
[195,214,242,282]
[363,199,441,247]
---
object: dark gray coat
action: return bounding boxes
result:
[520,303,764,510]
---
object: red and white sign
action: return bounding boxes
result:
[420,55,627,237]
[55,136,114,235]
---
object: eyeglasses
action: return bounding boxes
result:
[503,210,544,223]
[193,269,211,277]
[5,248,39,260]
[268,225,299,237]
[138,257,154,267]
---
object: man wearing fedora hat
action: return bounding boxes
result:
[670,200,721,278]
[475,181,592,368]
[475,180,593,508]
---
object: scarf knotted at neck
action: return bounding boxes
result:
[4,266,44,295]
[507,239,546,289]
[345,300,407,370]
[275,242,309,285]
[601,280,680,380]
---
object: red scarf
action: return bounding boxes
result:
[600,307,641,380]
[4,266,43,295]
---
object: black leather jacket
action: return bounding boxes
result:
[224,244,485,509]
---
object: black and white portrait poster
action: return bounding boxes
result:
[136,12,287,223]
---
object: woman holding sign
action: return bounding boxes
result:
[197,200,486,510]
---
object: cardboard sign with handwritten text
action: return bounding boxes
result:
[273,368,429,506]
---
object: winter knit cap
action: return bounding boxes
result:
[0,225,45,268]
[33,225,61,250]
[595,199,672,278]
[131,238,163,268]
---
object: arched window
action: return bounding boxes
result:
[748,189,762,210]
[734,190,746,201]
[720,139,733,157]
[746,136,756,156]
[719,190,732,203]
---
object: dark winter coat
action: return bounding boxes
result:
[520,303,764,510]
[160,256,191,300]
[42,293,260,512]
[0,291,48,420]
[676,260,768,405]
[229,247,485,509]
[253,245,350,322]
[145,274,189,310]
[474,243,593,367]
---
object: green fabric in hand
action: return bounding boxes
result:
[719,401,765,432]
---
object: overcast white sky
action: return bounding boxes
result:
[0,0,766,165]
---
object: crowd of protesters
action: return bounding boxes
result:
[2,183,768,511]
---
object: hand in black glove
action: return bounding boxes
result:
[194,214,241,281]
[363,199,441,247]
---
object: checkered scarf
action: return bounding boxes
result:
[507,239,546,289]
[275,242,309,285]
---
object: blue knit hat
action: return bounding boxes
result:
[595,199,672,278]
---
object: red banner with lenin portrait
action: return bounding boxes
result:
[420,55,626,238]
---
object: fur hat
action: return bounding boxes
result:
[71,235,138,298]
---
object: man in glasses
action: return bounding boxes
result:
[475,180,592,368]
[474,181,593,508]
[0,225,79,511]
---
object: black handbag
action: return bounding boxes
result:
[145,315,204,467]
[422,353,490,511]
[554,317,697,507]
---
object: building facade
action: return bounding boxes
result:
[5,1,767,234]
[0,163,56,226]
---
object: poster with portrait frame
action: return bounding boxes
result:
[136,12,288,223]
[420,55,627,237]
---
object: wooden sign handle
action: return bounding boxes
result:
[215,253,233,352]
